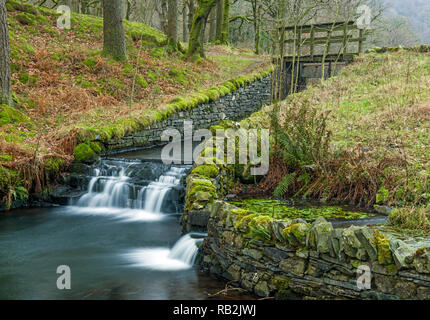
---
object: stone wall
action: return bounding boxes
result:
[199,200,430,300]
[103,75,272,152]
[182,117,430,300]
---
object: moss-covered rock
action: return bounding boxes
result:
[374,229,394,265]
[282,223,310,246]
[73,143,98,164]
[191,164,220,179]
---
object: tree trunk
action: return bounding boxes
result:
[187,0,217,58]
[215,0,223,40]
[167,0,177,45]
[159,0,168,34]
[0,0,11,105]
[209,5,216,42]
[102,0,127,61]
[182,3,188,42]
[220,0,230,44]
[187,0,195,33]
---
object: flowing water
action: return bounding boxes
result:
[0,159,251,300]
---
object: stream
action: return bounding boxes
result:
[0,157,252,300]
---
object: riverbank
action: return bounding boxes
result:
[0,0,272,210]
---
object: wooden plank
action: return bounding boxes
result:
[310,25,315,57]
[282,54,355,63]
[282,21,356,32]
[285,36,366,45]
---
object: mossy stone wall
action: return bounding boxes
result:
[103,75,272,152]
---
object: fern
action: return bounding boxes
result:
[274,172,296,199]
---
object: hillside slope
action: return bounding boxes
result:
[234,48,430,231]
[0,0,270,207]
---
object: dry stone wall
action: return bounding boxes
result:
[103,76,272,152]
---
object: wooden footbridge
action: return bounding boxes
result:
[276,20,367,97]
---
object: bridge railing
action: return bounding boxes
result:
[281,21,366,61]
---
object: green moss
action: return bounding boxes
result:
[0,154,12,162]
[191,164,220,178]
[135,74,149,88]
[228,199,373,222]
[18,73,38,86]
[282,223,309,246]
[45,157,66,175]
[149,48,167,58]
[0,105,30,126]
[373,229,394,265]
[73,143,98,163]
[81,57,98,68]
[7,0,39,15]
[15,12,36,25]
[376,186,390,204]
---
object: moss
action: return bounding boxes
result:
[373,229,394,265]
[282,223,309,246]
[81,57,98,68]
[0,154,12,162]
[135,74,149,88]
[0,105,30,126]
[73,143,98,164]
[15,12,36,25]
[209,89,222,101]
[376,186,390,204]
[191,164,220,178]
[149,48,167,58]
[44,157,66,179]
[7,0,39,15]
[234,212,272,240]
[186,176,218,209]
[18,73,38,86]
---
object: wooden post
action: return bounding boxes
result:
[326,30,332,55]
[342,22,347,55]
[358,29,363,54]
[310,25,314,58]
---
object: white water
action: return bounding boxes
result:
[73,161,187,221]
[123,234,204,271]
[71,160,203,270]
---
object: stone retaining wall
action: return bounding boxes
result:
[182,117,430,300]
[199,200,430,300]
[103,75,272,151]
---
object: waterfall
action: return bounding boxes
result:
[71,160,189,220]
[69,158,203,271]
[123,234,205,271]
